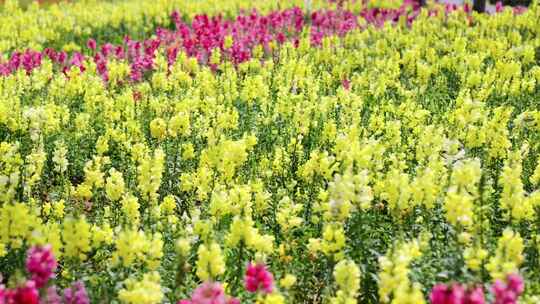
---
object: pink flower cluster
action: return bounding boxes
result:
[361,0,423,27]
[0,246,89,304]
[430,274,525,304]
[430,284,485,304]
[26,245,58,288]
[168,7,305,65]
[244,262,274,294]
[491,274,524,304]
[178,281,239,304]
[0,50,42,76]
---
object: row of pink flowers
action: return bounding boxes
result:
[0,245,528,303]
[0,0,504,82]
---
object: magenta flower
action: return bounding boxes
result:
[430,283,465,304]
[26,245,57,288]
[464,286,485,304]
[430,283,485,304]
[495,1,504,12]
[244,262,274,294]
[492,274,524,304]
[342,78,351,90]
[506,274,524,295]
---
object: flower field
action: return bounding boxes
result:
[0,0,540,303]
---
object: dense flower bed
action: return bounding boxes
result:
[0,0,539,303]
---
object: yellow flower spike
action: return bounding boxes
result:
[137,148,165,203]
[196,242,225,281]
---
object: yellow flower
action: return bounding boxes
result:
[106,168,125,202]
[112,229,163,270]
[149,118,167,140]
[121,194,141,226]
[137,148,165,203]
[63,217,92,261]
[279,274,297,289]
[0,202,40,249]
[331,259,361,304]
[176,238,191,257]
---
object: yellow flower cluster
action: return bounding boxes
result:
[112,229,163,270]
[0,202,40,249]
[118,272,164,304]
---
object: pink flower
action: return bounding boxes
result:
[464,286,485,304]
[44,286,62,304]
[512,6,527,15]
[26,245,57,288]
[431,283,486,304]
[179,282,239,304]
[342,78,351,90]
[430,283,464,304]
[87,39,97,51]
[63,281,90,304]
[244,263,274,294]
[492,274,524,304]
[226,298,240,304]
[0,285,7,304]
[190,281,226,304]
[506,274,524,295]
[495,1,504,12]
